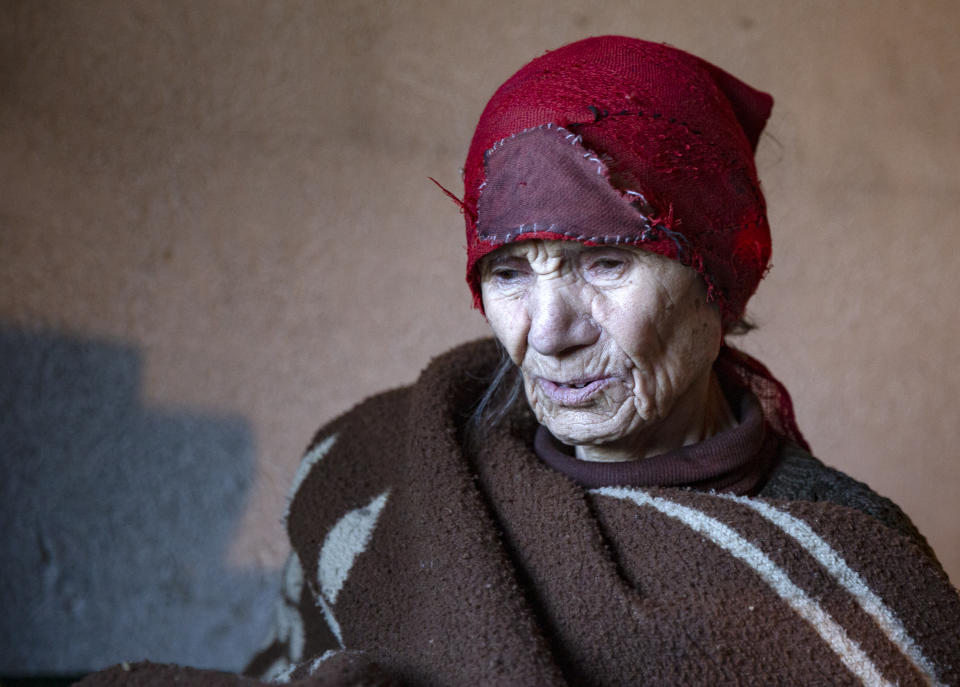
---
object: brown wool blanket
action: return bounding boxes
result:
[80,340,960,687]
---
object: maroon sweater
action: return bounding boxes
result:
[532,386,777,494]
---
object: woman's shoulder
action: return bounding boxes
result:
[284,338,502,534]
[761,442,939,564]
[296,337,501,469]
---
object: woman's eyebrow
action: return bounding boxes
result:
[486,253,527,266]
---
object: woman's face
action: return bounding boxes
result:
[480,240,722,448]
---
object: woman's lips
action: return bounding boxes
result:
[537,377,612,406]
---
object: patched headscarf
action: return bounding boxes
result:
[459,35,772,325]
[444,35,808,450]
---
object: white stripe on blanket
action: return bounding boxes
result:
[319,490,391,604]
[724,494,944,687]
[593,487,894,687]
[310,649,344,674]
[261,657,294,684]
[283,552,304,604]
[314,490,390,648]
[269,595,305,662]
[316,593,343,647]
[287,433,339,516]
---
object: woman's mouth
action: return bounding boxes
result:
[537,377,612,406]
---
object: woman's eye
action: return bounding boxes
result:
[584,256,627,277]
[492,268,524,283]
[480,255,533,289]
[579,249,632,282]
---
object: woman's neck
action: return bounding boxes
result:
[574,370,735,463]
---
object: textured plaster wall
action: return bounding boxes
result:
[1,0,958,674]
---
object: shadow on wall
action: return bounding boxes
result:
[0,325,275,675]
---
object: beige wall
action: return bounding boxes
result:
[1,0,958,670]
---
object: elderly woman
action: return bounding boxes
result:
[232,36,960,687]
[81,35,958,687]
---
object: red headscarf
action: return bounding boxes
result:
[461,35,772,324]
[447,35,808,450]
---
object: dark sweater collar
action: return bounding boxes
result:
[533,390,777,495]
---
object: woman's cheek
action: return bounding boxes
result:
[487,300,528,364]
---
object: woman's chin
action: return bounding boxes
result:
[539,410,639,448]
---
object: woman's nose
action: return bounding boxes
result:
[527,282,600,356]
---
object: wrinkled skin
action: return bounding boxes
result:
[480,240,732,462]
